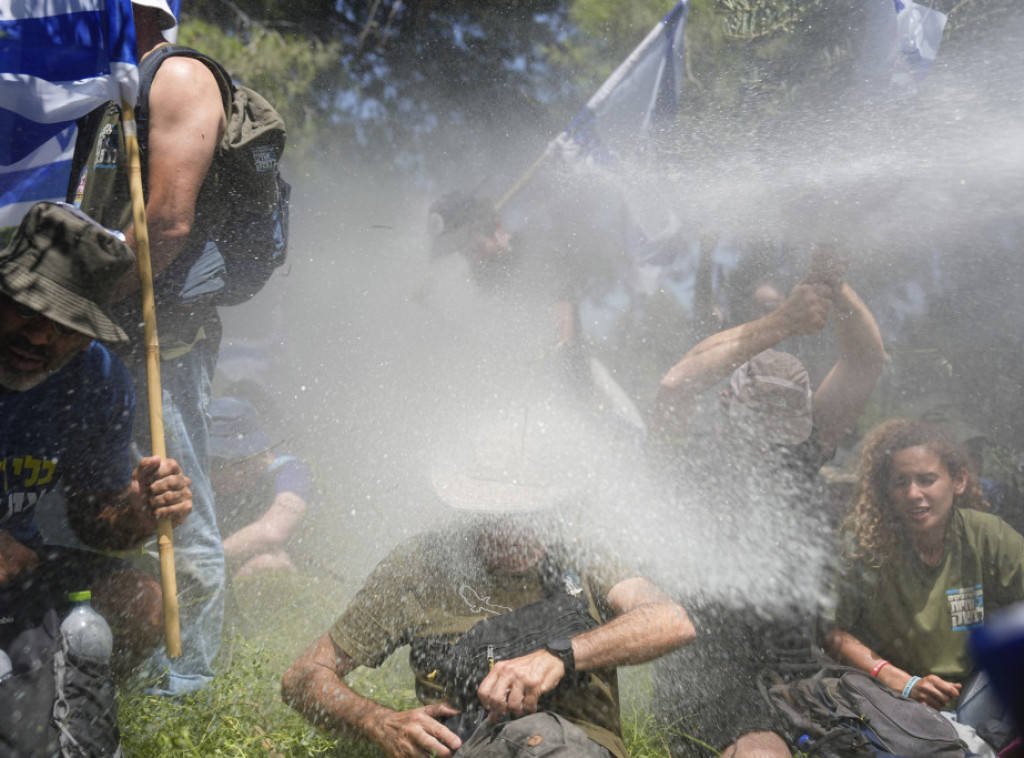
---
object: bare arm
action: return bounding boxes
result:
[477,577,694,721]
[67,455,192,550]
[222,491,306,564]
[651,278,833,437]
[824,625,960,710]
[811,282,886,456]
[281,633,461,758]
[115,56,227,300]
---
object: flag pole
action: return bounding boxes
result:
[494,144,553,213]
[122,101,182,658]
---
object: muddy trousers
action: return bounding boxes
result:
[459,713,613,758]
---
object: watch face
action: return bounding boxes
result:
[547,637,571,653]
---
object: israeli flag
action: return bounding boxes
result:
[0,0,139,229]
[892,0,947,88]
[552,1,688,166]
[543,2,687,290]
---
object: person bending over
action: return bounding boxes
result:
[282,433,694,758]
[0,202,192,676]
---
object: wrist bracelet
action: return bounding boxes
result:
[870,660,889,677]
[902,676,921,698]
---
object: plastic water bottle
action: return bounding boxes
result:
[0,648,12,682]
[60,590,113,664]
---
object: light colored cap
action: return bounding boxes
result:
[728,349,813,446]
[431,402,586,515]
[131,0,177,30]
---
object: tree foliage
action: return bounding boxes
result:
[177,0,582,174]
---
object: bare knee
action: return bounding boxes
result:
[93,567,163,670]
[721,731,791,758]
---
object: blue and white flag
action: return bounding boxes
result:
[0,0,139,229]
[892,0,947,87]
[552,1,688,167]
[895,0,946,64]
[541,2,688,291]
[884,0,946,90]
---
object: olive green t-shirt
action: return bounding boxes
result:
[830,509,1024,683]
[330,530,633,758]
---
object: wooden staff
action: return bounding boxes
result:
[494,144,553,213]
[122,101,182,658]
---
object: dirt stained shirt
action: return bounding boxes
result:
[330,530,633,757]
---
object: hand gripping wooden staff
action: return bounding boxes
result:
[122,101,182,658]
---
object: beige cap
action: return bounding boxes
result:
[431,402,587,515]
[728,349,814,446]
[131,0,177,30]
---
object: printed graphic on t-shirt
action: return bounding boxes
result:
[1,454,58,522]
[94,123,120,168]
[946,584,984,631]
[459,585,512,616]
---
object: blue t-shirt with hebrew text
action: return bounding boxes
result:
[0,341,135,542]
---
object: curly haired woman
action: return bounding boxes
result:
[822,418,1024,749]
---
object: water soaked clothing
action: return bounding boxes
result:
[457,712,614,758]
[70,67,234,695]
[652,425,834,756]
[329,530,633,758]
[826,508,1024,684]
[0,342,133,543]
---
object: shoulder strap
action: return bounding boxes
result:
[538,552,598,620]
[135,45,233,183]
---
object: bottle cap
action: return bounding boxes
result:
[68,590,92,603]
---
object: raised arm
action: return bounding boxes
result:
[651,277,833,437]
[477,577,695,721]
[823,624,960,710]
[282,633,461,758]
[810,282,886,456]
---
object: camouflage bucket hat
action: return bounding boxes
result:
[0,202,133,343]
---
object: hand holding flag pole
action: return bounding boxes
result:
[494,1,688,214]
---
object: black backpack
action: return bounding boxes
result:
[0,586,122,758]
[409,557,599,716]
[137,45,290,306]
[762,666,967,757]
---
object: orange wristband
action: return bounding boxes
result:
[870,660,889,677]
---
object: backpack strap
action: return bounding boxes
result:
[135,44,233,190]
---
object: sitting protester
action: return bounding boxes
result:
[208,396,313,582]
[822,418,1024,755]
[0,201,192,678]
[282,408,695,758]
[648,250,886,758]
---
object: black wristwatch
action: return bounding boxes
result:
[545,637,575,674]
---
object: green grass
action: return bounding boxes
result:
[117,570,681,756]
[120,645,679,757]
[119,639,679,757]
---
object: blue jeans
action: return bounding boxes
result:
[137,336,224,696]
